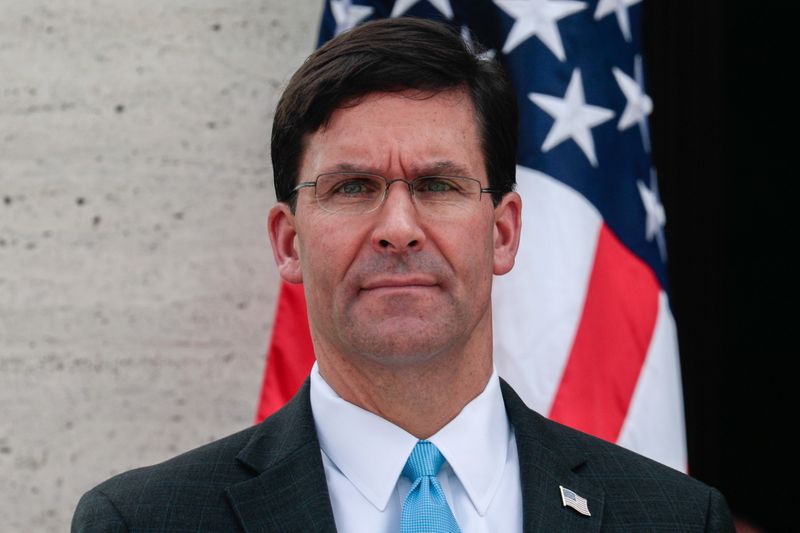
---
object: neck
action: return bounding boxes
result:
[315,334,493,440]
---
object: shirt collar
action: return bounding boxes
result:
[427,370,510,515]
[309,362,510,515]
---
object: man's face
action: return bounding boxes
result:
[269,89,520,368]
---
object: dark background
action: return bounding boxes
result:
[643,3,791,532]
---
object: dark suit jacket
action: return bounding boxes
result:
[73,380,734,532]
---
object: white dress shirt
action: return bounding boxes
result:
[309,363,523,533]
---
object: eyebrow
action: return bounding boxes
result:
[326,162,368,173]
[322,160,472,177]
[414,160,472,177]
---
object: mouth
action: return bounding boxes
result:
[360,276,438,292]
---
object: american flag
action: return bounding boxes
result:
[560,485,591,516]
[257,0,686,472]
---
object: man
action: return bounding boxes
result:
[73,18,734,532]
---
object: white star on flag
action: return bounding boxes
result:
[391,0,454,19]
[494,0,587,60]
[612,55,653,151]
[637,169,667,260]
[528,69,615,167]
[594,0,642,42]
[461,26,496,60]
[331,0,374,36]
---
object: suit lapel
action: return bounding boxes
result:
[225,377,606,532]
[501,380,605,533]
[225,381,337,533]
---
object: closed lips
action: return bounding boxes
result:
[360,277,438,290]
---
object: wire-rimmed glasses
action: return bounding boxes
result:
[292,172,501,216]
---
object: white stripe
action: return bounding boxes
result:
[617,291,687,472]
[493,166,602,415]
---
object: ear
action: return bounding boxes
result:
[268,203,303,284]
[493,191,522,276]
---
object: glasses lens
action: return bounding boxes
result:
[316,173,385,213]
[412,176,481,213]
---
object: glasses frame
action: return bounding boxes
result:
[291,172,504,214]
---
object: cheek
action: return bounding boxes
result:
[298,238,341,323]
[437,218,495,279]
[297,222,362,288]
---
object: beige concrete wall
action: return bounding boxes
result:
[0,1,321,530]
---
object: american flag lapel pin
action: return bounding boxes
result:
[559,485,591,516]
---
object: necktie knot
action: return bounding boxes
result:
[403,440,445,480]
[400,440,461,532]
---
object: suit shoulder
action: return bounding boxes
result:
[73,383,323,531]
[533,416,734,530]
[501,382,734,530]
[73,423,261,532]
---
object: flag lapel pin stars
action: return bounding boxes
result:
[559,485,591,516]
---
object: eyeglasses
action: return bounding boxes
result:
[292,172,502,216]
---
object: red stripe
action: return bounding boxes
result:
[255,281,315,423]
[548,224,660,443]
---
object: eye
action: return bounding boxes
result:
[416,177,460,193]
[337,180,369,194]
[325,175,381,197]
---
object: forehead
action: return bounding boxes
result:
[299,89,485,179]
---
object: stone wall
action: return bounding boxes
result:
[0,1,320,530]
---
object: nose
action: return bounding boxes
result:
[370,181,426,253]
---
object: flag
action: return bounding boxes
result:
[560,485,591,516]
[256,0,687,472]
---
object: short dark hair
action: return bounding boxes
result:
[271,17,518,208]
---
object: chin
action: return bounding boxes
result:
[334,301,474,365]
[341,323,459,367]
[359,346,450,369]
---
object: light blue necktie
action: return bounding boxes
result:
[400,440,461,533]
